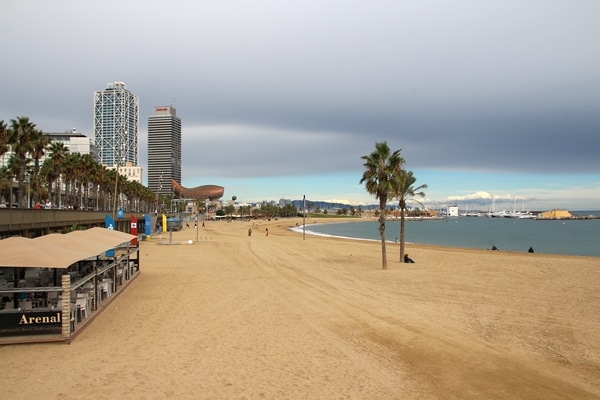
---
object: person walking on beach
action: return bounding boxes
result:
[265,228,269,236]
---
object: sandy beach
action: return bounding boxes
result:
[1,217,599,399]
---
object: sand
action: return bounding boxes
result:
[1,217,599,399]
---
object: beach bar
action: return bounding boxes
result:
[0,227,139,344]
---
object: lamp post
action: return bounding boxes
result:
[112,130,124,221]
[58,176,62,210]
[26,174,30,209]
[157,171,163,215]
[112,164,119,220]
[303,195,306,240]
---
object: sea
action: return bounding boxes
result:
[292,211,600,257]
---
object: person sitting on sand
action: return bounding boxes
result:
[404,254,415,263]
[528,246,534,253]
[491,245,498,251]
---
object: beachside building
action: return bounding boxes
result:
[147,106,181,196]
[93,81,139,168]
[47,129,98,160]
[0,128,97,169]
[114,162,142,184]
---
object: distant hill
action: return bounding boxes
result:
[290,199,378,212]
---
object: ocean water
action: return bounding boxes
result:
[294,212,600,257]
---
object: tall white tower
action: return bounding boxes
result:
[93,81,139,167]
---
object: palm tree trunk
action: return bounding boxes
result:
[400,207,406,262]
[17,161,27,208]
[379,198,388,270]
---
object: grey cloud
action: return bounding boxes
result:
[2,0,599,182]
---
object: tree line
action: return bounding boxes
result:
[0,116,155,211]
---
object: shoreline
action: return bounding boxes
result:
[286,216,599,259]
[2,216,599,399]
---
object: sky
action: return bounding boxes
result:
[1,0,599,211]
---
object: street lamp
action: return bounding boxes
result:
[112,130,125,221]
[26,174,30,209]
[156,171,163,215]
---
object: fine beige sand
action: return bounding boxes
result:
[1,217,599,399]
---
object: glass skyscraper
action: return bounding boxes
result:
[147,106,181,196]
[93,81,139,167]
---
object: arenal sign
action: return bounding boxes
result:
[0,311,62,336]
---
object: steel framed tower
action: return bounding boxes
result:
[147,106,181,196]
[93,81,139,167]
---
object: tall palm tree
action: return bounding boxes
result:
[86,160,102,210]
[392,170,427,263]
[0,120,8,158]
[47,141,68,207]
[76,153,98,209]
[62,153,79,208]
[0,120,8,204]
[5,155,20,208]
[8,116,38,208]
[360,142,404,270]
[0,166,12,204]
[30,130,50,205]
[39,158,55,203]
[98,165,115,211]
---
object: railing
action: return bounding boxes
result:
[0,209,146,238]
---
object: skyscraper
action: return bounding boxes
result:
[147,106,181,196]
[93,81,139,167]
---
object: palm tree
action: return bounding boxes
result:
[47,141,68,207]
[360,142,404,270]
[83,155,101,209]
[5,155,20,208]
[0,120,9,204]
[0,120,8,158]
[0,166,12,203]
[62,153,79,208]
[71,153,95,209]
[8,117,38,208]
[100,166,117,211]
[30,130,50,205]
[392,170,427,263]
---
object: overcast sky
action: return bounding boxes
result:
[2,1,599,210]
